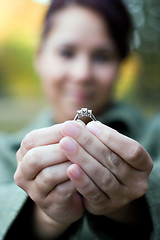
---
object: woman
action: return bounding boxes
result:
[0,0,158,239]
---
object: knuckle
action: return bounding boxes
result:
[54,181,75,202]
[110,151,122,169]
[138,181,149,196]
[128,142,143,161]
[21,130,37,152]
[54,185,67,202]
[106,128,118,144]
[83,134,92,147]
[14,170,25,189]
[81,181,95,197]
[90,190,102,203]
[14,171,20,185]
[131,180,149,199]
[100,171,114,192]
[26,148,41,168]
[41,167,55,186]
[56,184,66,196]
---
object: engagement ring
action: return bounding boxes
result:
[74,108,96,121]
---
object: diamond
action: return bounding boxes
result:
[74,108,96,121]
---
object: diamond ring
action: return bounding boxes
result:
[74,108,96,121]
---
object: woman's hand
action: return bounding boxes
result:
[59,120,153,224]
[14,124,84,239]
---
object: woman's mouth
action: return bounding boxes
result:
[64,89,94,103]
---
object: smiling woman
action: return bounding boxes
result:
[36,4,122,122]
[36,0,132,123]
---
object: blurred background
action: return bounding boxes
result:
[0,0,160,132]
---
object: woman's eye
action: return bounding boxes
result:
[60,49,74,59]
[92,53,113,63]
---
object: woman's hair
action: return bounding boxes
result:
[41,0,133,60]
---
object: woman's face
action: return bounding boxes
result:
[36,5,120,123]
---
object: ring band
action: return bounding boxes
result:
[74,108,96,121]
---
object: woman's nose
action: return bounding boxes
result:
[71,56,92,82]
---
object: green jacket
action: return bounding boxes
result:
[0,103,160,240]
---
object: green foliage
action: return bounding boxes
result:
[0,37,42,97]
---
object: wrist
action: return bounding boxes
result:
[33,205,71,240]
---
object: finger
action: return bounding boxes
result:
[29,179,77,210]
[48,180,84,222]
[87,121,153,171]
[99,149,144,186]
[53,180,77,202]
[20,144,67,180]
[33,161,72,197]
[60,121,141,185]
[67,164,109,202]
[60,137,123,199]
[20,123,64,157]
[61,121,106,165]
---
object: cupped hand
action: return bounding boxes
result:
[14,124,84,231]
[59,120,153,223]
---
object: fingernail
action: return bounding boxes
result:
[60,137,77,153]
[86,121,100,136]
[68,164,81,178]
[62,122,80,137]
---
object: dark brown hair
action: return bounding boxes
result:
[42,0,133,60]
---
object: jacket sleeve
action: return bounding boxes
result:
[142,115,160,240]
[0,133,27,240]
